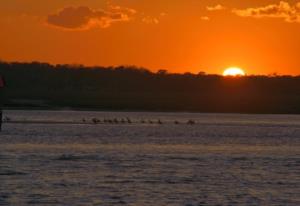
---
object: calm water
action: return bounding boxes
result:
[0,110,299,206]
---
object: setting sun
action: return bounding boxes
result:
[223,67,246,77]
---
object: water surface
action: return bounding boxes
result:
[0,110,299,205]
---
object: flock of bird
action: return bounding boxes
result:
[87,117,196,125]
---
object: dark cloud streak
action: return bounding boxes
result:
[46,5,136,30]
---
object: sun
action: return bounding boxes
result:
[223,67,246,77]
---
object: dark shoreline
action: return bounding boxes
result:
[2,61,300,115]
[3,106,300,115]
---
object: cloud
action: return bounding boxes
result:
[232,1,300,23]
[47,5,136,30]
[207,4,226,11]
[201,16,210,21]
[142,16,159,24]
[141,13,167,25]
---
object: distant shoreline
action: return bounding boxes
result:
[2,62,300,115]
[3,106,300,115]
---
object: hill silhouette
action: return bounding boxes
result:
[1,61,300,114]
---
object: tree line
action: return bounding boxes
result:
[1,61,300,114]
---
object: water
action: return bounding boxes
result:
[0,110,299,206]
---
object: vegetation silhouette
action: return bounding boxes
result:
[1,61,300,114]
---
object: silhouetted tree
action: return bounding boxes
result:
[0,61,300,113]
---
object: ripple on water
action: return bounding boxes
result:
[0,170,27,176]
[54,154,100,161]
[0,111,299,206]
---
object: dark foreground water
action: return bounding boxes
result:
[0,110,299,206]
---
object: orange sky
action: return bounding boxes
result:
[1,0,300,75]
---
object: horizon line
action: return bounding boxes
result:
[1,60,299,77]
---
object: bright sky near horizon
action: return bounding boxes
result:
[1,0,300,75]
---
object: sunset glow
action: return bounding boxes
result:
[0,1,300,75]
[223,67,246,77]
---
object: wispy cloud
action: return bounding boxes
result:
[142,13,166,25]
[142,16,159,24]
[201,16,210,21]
[46,5,136,30]
[232,1,300,23]
[207,4,226,11]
